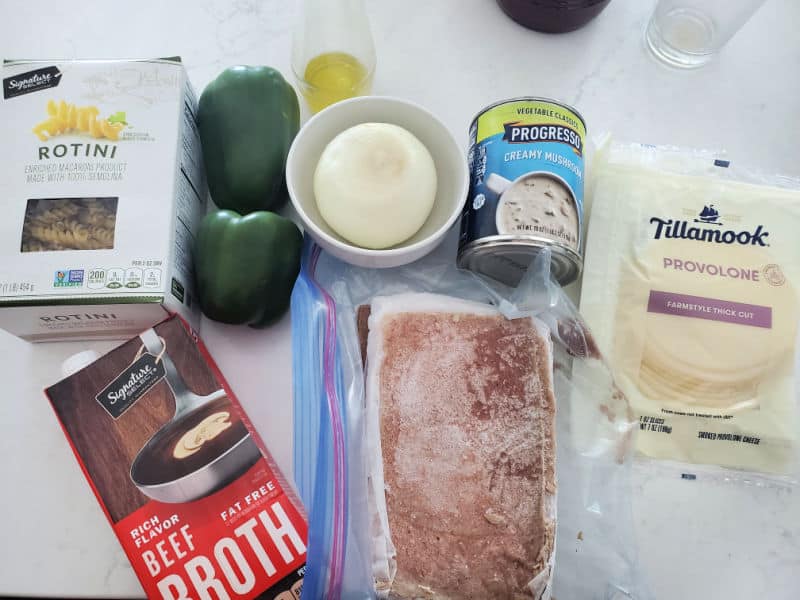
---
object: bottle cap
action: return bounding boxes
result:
[62,350,101,377]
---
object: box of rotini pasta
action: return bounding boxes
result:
[0,58,207,341]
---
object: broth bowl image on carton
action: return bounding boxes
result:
[46,316,307,600]
[128,329,262,504]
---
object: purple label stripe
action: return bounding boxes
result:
[647,290,772,329]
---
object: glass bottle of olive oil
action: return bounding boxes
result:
[292,0,376,114]
[302,51,373,114]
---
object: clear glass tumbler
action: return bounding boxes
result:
[645,0,768,68]
[291,0,376,114]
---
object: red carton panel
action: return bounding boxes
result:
[46,315,307,599]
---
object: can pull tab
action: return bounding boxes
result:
[486,173,512,195]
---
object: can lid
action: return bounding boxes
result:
[458,238,582,287]
[550,247,582,285]
[62,350,101,377]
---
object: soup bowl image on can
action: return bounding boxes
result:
[492,171,579,247]
[458,97,586,287]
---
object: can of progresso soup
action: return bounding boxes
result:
[458,97,586,286]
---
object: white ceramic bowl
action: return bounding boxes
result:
[286,96,469,268]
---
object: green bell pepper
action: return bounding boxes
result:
[198,65,300,214]
[194,210,302,327]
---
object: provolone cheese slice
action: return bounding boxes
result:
[617,240,798,408]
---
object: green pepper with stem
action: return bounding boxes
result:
[198,65,300,214]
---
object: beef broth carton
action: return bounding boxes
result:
[0,58,206,341]
[45,315,307,599]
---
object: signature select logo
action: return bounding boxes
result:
[650,205,769,247]
[107,364,157,404]
[3,66,62,99]
[9,72,52,89]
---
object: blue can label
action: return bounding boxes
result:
[460,99,586,254]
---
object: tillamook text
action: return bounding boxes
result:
[650,218,769,246]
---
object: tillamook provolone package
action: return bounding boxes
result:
[580,143,800,474]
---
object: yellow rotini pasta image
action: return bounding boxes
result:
[32,100,127,142]
[21,197,118,252]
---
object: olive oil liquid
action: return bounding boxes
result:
[302,52,372,113]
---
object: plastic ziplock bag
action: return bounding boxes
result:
[292,238,647,599]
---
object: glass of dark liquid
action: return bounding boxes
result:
[496,0,612,33]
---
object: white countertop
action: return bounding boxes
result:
[1,0,799,598]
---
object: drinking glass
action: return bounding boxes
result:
[645,0,768,68]
[291,0,376,114]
